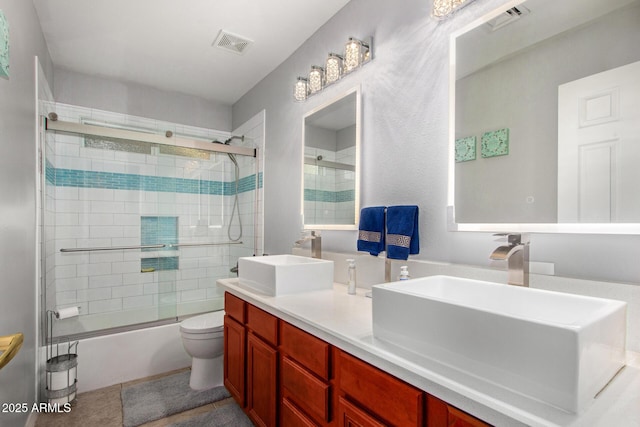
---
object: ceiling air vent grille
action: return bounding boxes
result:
[213,30,253,55]
[487,6,531,31]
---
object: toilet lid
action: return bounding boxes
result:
[180,311,225,333]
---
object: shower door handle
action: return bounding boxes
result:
[60,244,166,252]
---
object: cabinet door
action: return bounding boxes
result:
[337,396,385,427]
[247,331,278,427]
[224,315,245,406]
[427,395,491,427]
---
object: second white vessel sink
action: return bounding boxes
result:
[372,275,627,413]
[238,254,334,296]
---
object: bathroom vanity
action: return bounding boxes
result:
[222,290,486,427]
[218,278,640,427]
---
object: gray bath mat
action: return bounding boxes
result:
[168,402,254,427]
[121,371,230,427]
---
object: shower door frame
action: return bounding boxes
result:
[40,115,259,343]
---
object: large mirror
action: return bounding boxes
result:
[449,0,640,233]
[302,86,361,230]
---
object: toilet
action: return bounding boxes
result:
[179,310,225,390]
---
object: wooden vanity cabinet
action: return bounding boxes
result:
[223,292,492,427]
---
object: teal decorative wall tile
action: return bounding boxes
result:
[51,166,262,195]
[141,256,179,272]
[303,189,355,203]
[481,128,509,158]
[455,136,476,162]
[141,216,178,251]
[0,10,9,79]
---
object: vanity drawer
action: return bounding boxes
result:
[282,356,330,423]
[280,321,330,380]
[246,303,278,346]
[224,292,245,323]
[282,397,320,427]
[338,351,424,427]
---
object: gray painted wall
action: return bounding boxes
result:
[54,68,233,131]
[0,1,53,426]
[233,0,640,284]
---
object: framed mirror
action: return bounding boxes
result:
[302,86,361,230]
[448,0,640,234]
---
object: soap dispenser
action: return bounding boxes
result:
[347,259,357,295]
[399,266,410,281]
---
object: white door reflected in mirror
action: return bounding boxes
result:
[558,60,640,223]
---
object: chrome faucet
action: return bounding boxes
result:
[490,233,529,287]
[295,230,322,259]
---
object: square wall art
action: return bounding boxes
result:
[481,128,509,158]
[455,136,476,162]
[0,10,8,79]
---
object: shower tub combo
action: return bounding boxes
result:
[39,102,264,393]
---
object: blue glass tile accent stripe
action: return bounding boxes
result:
[141,256,179,272]
[51,167,263,195]
[304,189,355,203]
[141,216,178,251]
[45,160,56,184]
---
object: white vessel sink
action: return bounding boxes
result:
[237,255,334,296]
[372,275,627,413]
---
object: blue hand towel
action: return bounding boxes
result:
[357,206,386,256]
[386,205,419,260]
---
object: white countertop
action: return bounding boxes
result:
[217,278,640,427]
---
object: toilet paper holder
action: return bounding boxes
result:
[45,309,80,404]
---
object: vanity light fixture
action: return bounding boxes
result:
[292,37,372,101]
[432,0,476,19]
[344,37,365,73]
[294,77,309,102]
[325,53,343,84]
[308,66,324,94]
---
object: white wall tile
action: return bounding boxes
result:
[89,298,122,314]
[77,262,112,277]
[112,284,143,298]
[76,288,112,302]
[89,274,123,288]
[123,295,154,310]
[56,277,89,292]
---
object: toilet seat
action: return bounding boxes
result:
[180,311,225,334]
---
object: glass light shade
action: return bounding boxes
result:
[344,37,363,73]
[294,77,309,102]
[308,66,324,94]
[325,53,343,84]
[432,0,472,18]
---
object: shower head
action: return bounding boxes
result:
[224,135,244,145]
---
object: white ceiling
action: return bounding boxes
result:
[32,0,352,105]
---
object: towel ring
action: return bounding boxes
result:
[0,333,24,371]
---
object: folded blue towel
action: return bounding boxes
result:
[357,206,386,256]
[386,205,419,260]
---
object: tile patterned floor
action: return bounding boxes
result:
[35,368,236,427]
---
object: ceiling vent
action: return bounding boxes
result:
[213,30,253,55]
[487,6,531,31]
